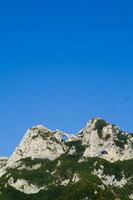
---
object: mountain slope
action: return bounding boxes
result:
[0,118,133,200]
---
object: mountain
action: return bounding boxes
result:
[0,118,133,200]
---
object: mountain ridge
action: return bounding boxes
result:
[0,117,133,200]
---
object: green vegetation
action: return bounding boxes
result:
[94,119,109,138]
[104,134,111,141]
[117,133,128,144]
[65,140,86,155]
[114,132,128,149]
[0,152,133,200]
[114,140,125,148]
[0,140,132,200]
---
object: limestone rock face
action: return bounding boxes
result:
[6,118,133,168]
[81,118,133,162]
[4,118,133,171]
[7,125,67,168]
[92,168,129,188]
[0,157,8,177]
[8,177,45,194]
[0,118,133,198]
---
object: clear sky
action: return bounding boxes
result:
[0,0,133,156]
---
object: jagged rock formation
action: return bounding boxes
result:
[0,118,133,200]
[7,125,66,168]
[0,157,8,177]
[81,118,133,162]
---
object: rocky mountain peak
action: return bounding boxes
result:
[86,117,107,129]
[0,118,133,199]
[83,117,120,136]
[7,125,66,168]
[81,118,133,162]
[4,117,133,168]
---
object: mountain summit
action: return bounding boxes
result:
[0,118,133,200]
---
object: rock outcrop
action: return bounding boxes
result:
[7,125,67,168]
[81,118,133,162]
[0,117,133,199]
[6,118,133,167]
[0,157,8,177]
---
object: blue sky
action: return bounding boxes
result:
[0,0,133,156]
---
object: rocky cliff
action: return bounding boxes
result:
[0,118,133,200]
